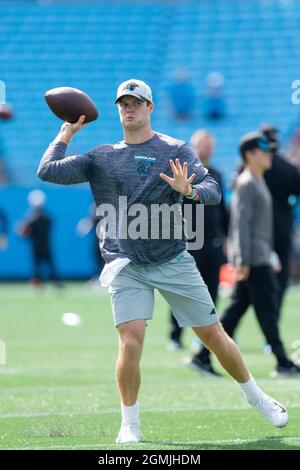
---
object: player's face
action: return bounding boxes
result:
[254,149,273,170]
[196,135,214,161]
[118,96,153,130]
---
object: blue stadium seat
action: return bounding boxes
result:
[1,0,300,186]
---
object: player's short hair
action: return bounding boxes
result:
[190,129,212,148]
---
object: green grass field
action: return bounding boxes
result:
[0,282,299,450]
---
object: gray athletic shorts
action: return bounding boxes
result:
[108,250,219,328]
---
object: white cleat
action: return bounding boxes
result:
[251,393,288,428]
[115,423,141,444]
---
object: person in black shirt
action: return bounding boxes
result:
[261,124,300,321]
[18,190,59,284]
[192,127,300,377]
[168,130,229,367]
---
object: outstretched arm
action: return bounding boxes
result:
[37,115,92,185]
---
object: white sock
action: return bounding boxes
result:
[238,375,264,405]
[121,402,140,425]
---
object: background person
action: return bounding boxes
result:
[261,124,300,322]
[195,132,300,377]
[17,189,60,285]
[169,130,229,366]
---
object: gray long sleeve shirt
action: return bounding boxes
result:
[38,132,221,265]
[228,168,273,267]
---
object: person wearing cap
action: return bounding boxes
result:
[261,124,300,322]
[194,131,300,378]
[38,80,288,444]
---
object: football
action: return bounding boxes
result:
[44,87,99,123]
[0,103,13,120]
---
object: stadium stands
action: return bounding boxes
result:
[1,0,300,278]
[1,0,300,184]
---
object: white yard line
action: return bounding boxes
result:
[0,378,299,393]
[0,404,299,419]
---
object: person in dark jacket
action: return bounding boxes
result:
[261,124,300,321]
[191,132,300,378]
[18,190,59,284]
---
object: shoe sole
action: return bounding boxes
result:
[115,439,140,444]
[116,431,142,444]
[255,397,288,428]
[272,405,288,428]
[275,415,288,428]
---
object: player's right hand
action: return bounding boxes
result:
[61,115,87,135]
[55,115,87,145]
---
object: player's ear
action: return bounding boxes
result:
[147,102,154,113]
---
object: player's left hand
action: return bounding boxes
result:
[160,159,196,196]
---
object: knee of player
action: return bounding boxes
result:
[119,337,143,358]
[200,322,226,349]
